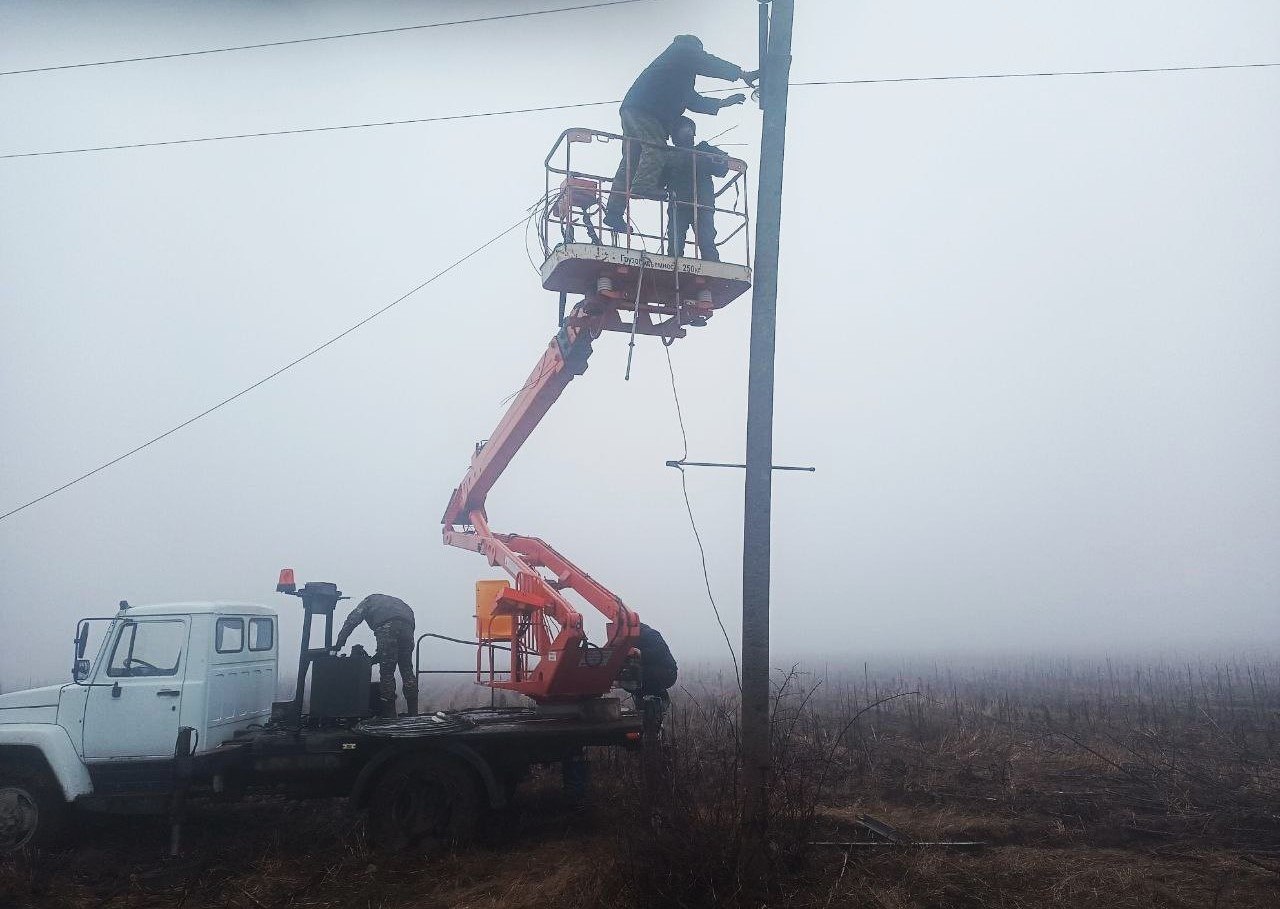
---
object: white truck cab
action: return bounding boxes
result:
[0,601,278,850]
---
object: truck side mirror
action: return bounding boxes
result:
[72,621,93,682]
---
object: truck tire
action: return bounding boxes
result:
[0,764,68,853]
[365,753,482,852]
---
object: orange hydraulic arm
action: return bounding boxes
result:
[442,127,751,703]
[442,298,640,702]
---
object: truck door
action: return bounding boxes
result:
[82,618,190,760]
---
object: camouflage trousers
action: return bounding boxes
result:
[606,108,669,220]
[373,620,417,706]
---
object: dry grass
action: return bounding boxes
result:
[3,656,1279,908]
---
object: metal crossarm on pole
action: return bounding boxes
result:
[665,459,814,472]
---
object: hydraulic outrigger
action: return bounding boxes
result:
[441,127,753,703]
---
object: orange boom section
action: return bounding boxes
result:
[441,128,752,703]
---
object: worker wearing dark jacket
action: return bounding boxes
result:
[334,593,418,718]
[635,622,678,701]
[603,35,756,232]
[664,116,730,261]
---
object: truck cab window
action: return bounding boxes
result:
[248,617,274,652]
[215,617,245,653]
[106,620,185,677]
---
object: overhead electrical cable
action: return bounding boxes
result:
[0,100,622,159]
[3,62,1276,161]
[665,346,741,687]
[4,60,1278,515]
[0,213,530,523]
[0,0,657,77]
[790,60,1280,87]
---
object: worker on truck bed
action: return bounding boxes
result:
[602,35,756,233]
[333,593,418,718]
[664,116,730,261]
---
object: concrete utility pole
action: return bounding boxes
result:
[742,0,794,825]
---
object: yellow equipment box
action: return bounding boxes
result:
[475,579,514,641]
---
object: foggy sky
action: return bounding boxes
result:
[2,0,1278,689]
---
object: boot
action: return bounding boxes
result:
[379,697,396,719]
[405,690,419,717]
[603,193,628,232]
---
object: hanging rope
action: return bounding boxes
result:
[664,345,741,688]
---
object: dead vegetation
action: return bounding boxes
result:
[3,656,1278,908]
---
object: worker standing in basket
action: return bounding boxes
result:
[333,593,418,718]
[665,116,731,261]
[602,35,756,233]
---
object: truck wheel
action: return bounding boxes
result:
[365,754,481,852]
[0,765,68,853]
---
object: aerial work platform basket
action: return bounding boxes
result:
[536,128,753,338]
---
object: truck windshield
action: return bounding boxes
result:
[107,620,185,677]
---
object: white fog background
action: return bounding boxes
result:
[2,0,1277,689]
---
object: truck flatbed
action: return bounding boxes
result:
[241,706,641,755]
[231,704,642,813]
[361,707,642,741]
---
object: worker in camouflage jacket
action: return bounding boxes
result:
[334,593,418,718]
[603,35,756,232]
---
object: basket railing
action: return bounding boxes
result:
[540,127,751,266]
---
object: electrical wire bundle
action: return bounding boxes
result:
[355,712,475,737]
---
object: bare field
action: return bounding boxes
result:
[4,657,1278,908]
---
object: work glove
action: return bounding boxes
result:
[721,93,747,107]
[741,69,760,87]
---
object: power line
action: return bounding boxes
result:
[4,61,1276,161]
[0,0,656,77]
[0,213,529,523]
[791,60,1280,87]
[4,58,1277,515]
[0,99,622,160]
